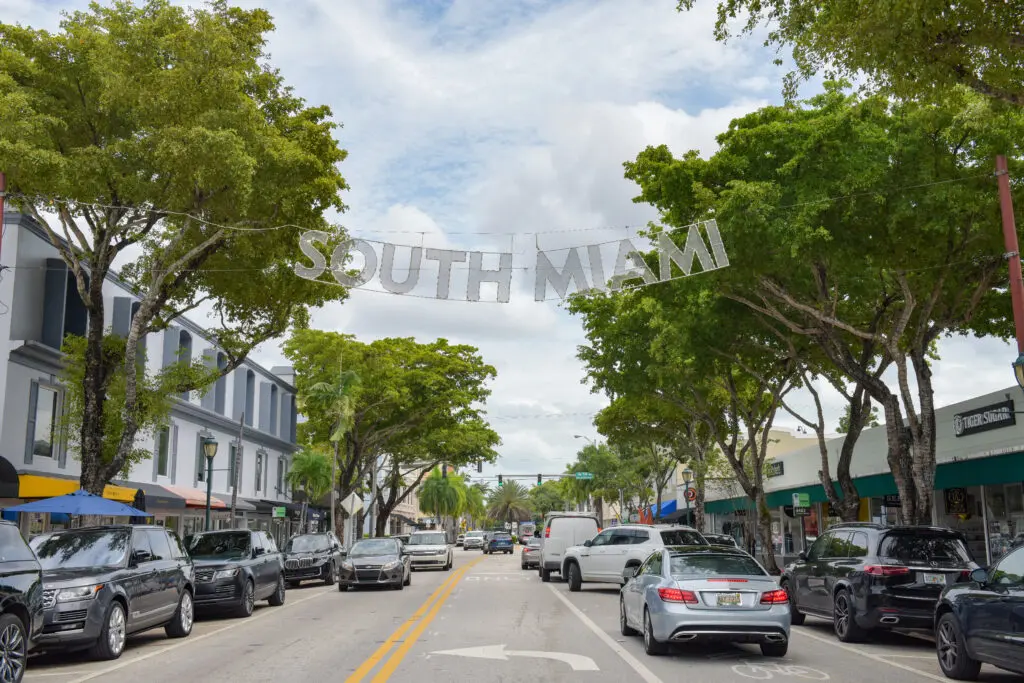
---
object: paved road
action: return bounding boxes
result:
[25,550,1021,682]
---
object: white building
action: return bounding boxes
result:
[0,212,301,544]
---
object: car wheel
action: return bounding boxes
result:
[832,589,866,642]
[760,641,788,657]
[936,613,982,680]
[404,569,411,587]
[642,608,668,655]
[0,612,27,682]
[268,574,285,606]
[165,590,194,638]
[567,562,582,592]
[619,597,637,636]
[90,601,127,660]
[540,568,551,582]
[234,580,255,618]
[338,583,349,592]
[782,580,805,625]
[325,562,337,586]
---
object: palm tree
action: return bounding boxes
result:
[418,468,466,541]
[286,448,333,532]
[304,365,360,537]
[487,481,533,529]
[463,483,486,528]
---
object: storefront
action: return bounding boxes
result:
[705,387,1024,568]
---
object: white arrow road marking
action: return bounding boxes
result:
[430,644,599,671]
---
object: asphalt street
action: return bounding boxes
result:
[24,550,1023,682]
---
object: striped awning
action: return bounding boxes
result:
[161,484,228,509]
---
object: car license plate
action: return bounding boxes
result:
[717,592,742,606]
[922,573,946,585]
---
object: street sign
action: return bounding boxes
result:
[792,493,810,508]
[340,492,363,516]
[574,472,594,480]
[272,506,286,518]
[684,487,697,502]
[504,522,511,530]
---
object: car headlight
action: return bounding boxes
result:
[382,560,401,570]
[213,568,239,580]
[341,561,354,571]
[56,584,103,602]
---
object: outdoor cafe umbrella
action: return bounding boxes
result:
[3,489,151,517]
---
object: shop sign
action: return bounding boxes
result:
[791,493,810,508]
[794,507,811,517]
[272,506,286,518]
[767,461,785,478]
[883,494,901,507]
[952,400,1015,438]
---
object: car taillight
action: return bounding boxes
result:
[760,589,788,604]
[657,588,697,604]
[865,565,910,576]
[545,526,550,538]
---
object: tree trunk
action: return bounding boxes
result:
[756,491,779,574]
[910,350,937,525]
[375,510,389,537]
[694,472,706,532]
[654,488,663,521]
[79,273,112,495]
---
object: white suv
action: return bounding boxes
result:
[562,524,708,591]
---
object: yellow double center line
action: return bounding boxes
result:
[345,556,485,683]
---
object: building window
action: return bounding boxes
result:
[255,452,263,492]
[214,352,228,414]
[245,370,255,426]
[228,444,238,489]
[31,385,59,458]
[178,331,192,400]
[156,427,170,477]
[269,385,279,435]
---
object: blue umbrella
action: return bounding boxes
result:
[4,489,151,517]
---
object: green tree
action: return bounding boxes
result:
[463,480,487,528]
[561,444,622,523]
[677,0,1024,107]
[487,481,533,527]
[283,330,500,530]
[621,83,1024,524]
[419,468,467,540]
[0,0,349,493]
[303,367,360,536]
[528,481,567,521]
[286,448,333,532]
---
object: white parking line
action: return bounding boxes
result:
[546,585,664,683]
[57,588,329,683]
[793,628,947,682]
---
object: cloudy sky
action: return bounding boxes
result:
[8,0,1021,484]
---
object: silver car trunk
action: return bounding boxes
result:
[675,576,779,611]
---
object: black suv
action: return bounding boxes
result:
[186,529,285,618]
[282,532,345,587]
[33,525,195,660]
[0,521,43,683]
[781,522,979,642]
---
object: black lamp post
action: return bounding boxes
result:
[202,437,218,531]
[682,467,694,525]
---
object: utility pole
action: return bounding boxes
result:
[230,412,243,527]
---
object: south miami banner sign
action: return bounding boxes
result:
[293,220,729,303]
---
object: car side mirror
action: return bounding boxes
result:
[798,551,808,562]
[970,567,988,584]
[583,540,593,548]
[252,547,265,558]
[622,566,638,582]
[131,550,152,566]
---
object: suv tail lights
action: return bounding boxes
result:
[657,588,698,604]
[865,565,910,576]
[545,526,551,538]
[760,589,789,604]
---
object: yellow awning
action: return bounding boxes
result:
[18,474,137,503]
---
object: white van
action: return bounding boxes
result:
[538,511,600,582]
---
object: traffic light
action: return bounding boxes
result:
[497,474,503,487]
[537,474,542,486]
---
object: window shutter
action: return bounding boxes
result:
[258,383,271,431]
[41,260,68,349]
[170,424,179,484]
[152,430,160,481]
[57,387,68,469]
[161,326,180,368]
[24,381,38,465]
[232,371,246,421]
[194,434,203,486]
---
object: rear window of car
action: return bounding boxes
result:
[549,517,599,533]
[492,533,511,540]
[669,553,767,577]
[879,533,973,565]
[660,530,707,545]
[528,539,541,547]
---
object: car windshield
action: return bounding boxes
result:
[349,539,398,557]
[669,553,767,577]
[492,533,511,540]
[188,531,251,559]
[34,528,130,570]
[285,535,331,552]
[408,533,446,545]
[660,530,707,545]
[466,532,485,538]
[880,533,973,565]
[527,539,541,548]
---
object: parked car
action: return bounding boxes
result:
[186,530,285,618]
[486,532,514,554]
[704,533,739,548]
[620,545,790,657]
[33,525,194,661]
[339,538,411,590]
[404,530,453,570]
[521,538,542,570]
[780,522,979,642]
[394,534,410,546]
[0,521,43,682]
[562,524,708,591]
[538,511,601,583]
[933,545,1024,679]
[463,531,486,551]
[282,532,345,587]
[456,534,465,547]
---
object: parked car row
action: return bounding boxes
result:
[523,513,1023,679]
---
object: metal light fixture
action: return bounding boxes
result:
[202,437,219,459]
[202,437,218,531]
[1013,353,1024,393]
[682,467,694,484]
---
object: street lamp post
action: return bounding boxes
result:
[202,437,219,531]
[682,467,694,526]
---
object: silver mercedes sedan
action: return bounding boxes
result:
[620,545,791,657]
